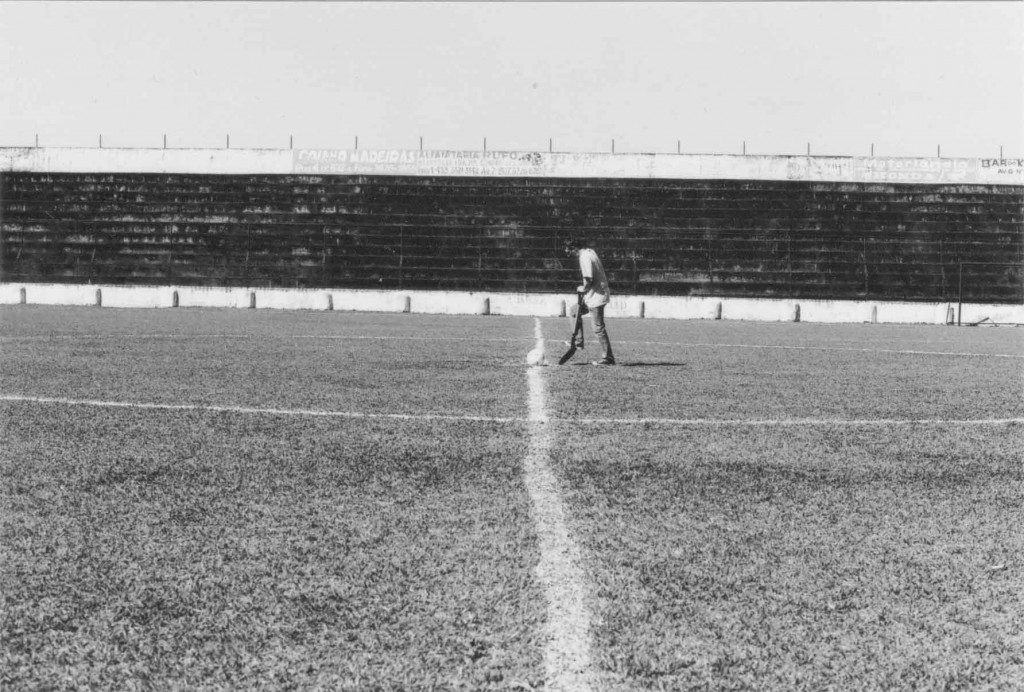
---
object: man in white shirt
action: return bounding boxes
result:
[567,238,616,365]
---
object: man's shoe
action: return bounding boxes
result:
[591,358,616,366]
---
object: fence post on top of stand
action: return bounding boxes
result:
[957,263,963,326]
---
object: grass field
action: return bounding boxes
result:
[2,305,1022,689]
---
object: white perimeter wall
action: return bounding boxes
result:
[2,283,1021,326]
[3,147,1023,186]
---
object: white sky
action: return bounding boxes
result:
[1,1,1021,158]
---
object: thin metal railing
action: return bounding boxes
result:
[14,134,1018,159]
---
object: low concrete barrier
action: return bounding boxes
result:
[643,296,734,321]
[256,288,331,311]
[800,300,874,324]
[328,289,409,314]
[14,283,99,306]
[489,293,566,317]
[873,302,951,325]
[176,287,254,309]
[956,303,1024,326]
[0,284,24,304]
[99,285,175,308]
[2,283,1021,325]
[390,290,490,315]
[605,296,647,319]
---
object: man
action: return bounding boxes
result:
[567,238,616,366]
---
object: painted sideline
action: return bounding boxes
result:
[0,394,519,423]
[626,340,1024,360]
[523,318,596,690]
[1,395,1021,427]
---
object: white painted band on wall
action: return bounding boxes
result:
[2,284,1022,325]
[3,147,1022,186]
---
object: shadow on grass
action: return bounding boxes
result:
[556,361,687,368]
[618,362,687,368]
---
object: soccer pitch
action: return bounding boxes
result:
[2,306,1022,689]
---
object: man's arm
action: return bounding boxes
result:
[577,251,593,293]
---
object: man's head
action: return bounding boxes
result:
[563,236,589,257]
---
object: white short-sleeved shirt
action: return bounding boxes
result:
[578,248,610,309]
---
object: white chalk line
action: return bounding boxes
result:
[525,318,596,690]
[620,340,1024,360]
[1,395,1021,427]
[0,394,520,424]
[573,416,1024,426]
[1,333,1019,359]
[0,334,530,343]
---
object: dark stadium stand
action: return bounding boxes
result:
[2,173,1021,303]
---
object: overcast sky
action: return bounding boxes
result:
[1,1,1020,158]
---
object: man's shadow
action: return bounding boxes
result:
[562,361,686,367]
[617,362,687,368]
